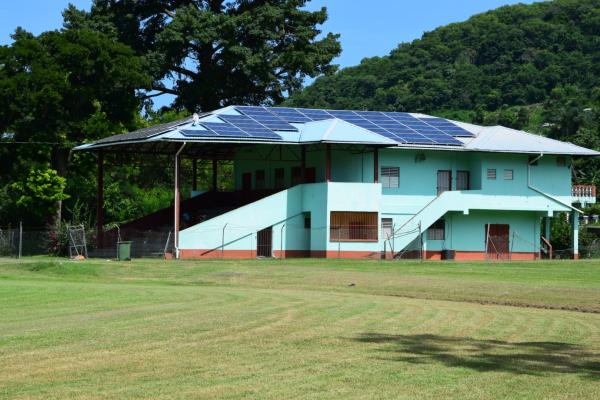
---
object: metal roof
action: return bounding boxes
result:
[74,106,600,156]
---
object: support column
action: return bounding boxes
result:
[174,143,186,258]
[544,216,551,240]
[96,151,104,248]
[373,147,379,183]
[325,144,331,182]
[571,212,579,259]
[192,159,197,192]
[300,145,306,184]
[212,159,218,191]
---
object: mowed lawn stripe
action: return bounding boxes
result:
[1,258,600,399]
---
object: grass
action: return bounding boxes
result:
[1,257,600,399]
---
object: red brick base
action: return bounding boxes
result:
[179,248,539,261]
[423,251,539,261]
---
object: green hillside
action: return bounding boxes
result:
[287,0,600,137]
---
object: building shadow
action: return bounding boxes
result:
[354,333,600,379]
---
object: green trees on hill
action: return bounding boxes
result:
[287,0,600,126]
[287,0,600,187]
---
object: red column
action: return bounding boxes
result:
[373,147,379,183]
[96,151,104,248]
[326,144,331,182]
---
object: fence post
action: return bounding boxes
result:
[418,222,422,261]
[221,223,228,258]
[18,221,22,259]
[280,224,285,259]
[337,227,341,258]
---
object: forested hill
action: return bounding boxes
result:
[287,0,600,134]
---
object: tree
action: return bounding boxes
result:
[11,168,69,225]
[64,0,341,112]
[0,28,151,226]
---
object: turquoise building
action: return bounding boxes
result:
[76,106,598,260]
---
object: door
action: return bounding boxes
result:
[437,170,452,195]
[242,172,252,191]
[485,224,510,260]
[257,227,273,257]
[456,170,470,190]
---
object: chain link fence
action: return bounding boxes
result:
[2,221,599,260]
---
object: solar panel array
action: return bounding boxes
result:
[233,106,473,146]
[181,106,474,146]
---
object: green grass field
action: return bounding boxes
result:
[1,257,600,399]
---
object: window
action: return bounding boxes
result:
[503,169,513,180]
[456,171,470,190]
[381,218,393,241]
[330,211,378,242]
[255,170,265,190]
[437,170,451,194]
[381,167,399,188]
[427,218,445,240]
[274,168,285,189]
[487,168,497,180]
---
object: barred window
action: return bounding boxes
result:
[427,218,445,240]
[381,167,399,188]
[487,168,497,180]
[330,211,378,242]
[503,169,514,180]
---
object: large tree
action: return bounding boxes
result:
[0,28,151,225]
[64,0,341,111]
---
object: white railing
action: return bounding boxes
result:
[572,185,596,198]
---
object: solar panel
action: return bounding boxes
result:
[419,117,474,137]
[234,106,298,131]
[269,107,312,123]
[217,115,283,139]
[298,108,333,121]
[200,122,250,137]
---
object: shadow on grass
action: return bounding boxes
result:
[355,333,600,379]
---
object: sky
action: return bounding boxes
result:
[1,0,538,107]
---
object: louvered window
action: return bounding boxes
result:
[503,169,513,180]
[487,169,497,180]
[381,167,399,188]
[427,218,445,240]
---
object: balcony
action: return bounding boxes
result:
[572,185,596,206]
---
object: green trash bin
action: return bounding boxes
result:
[117,241,132,261]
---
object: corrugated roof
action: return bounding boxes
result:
[454,123,599,156]
[73,106,600,156]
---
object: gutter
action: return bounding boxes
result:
[527,153,582,214]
